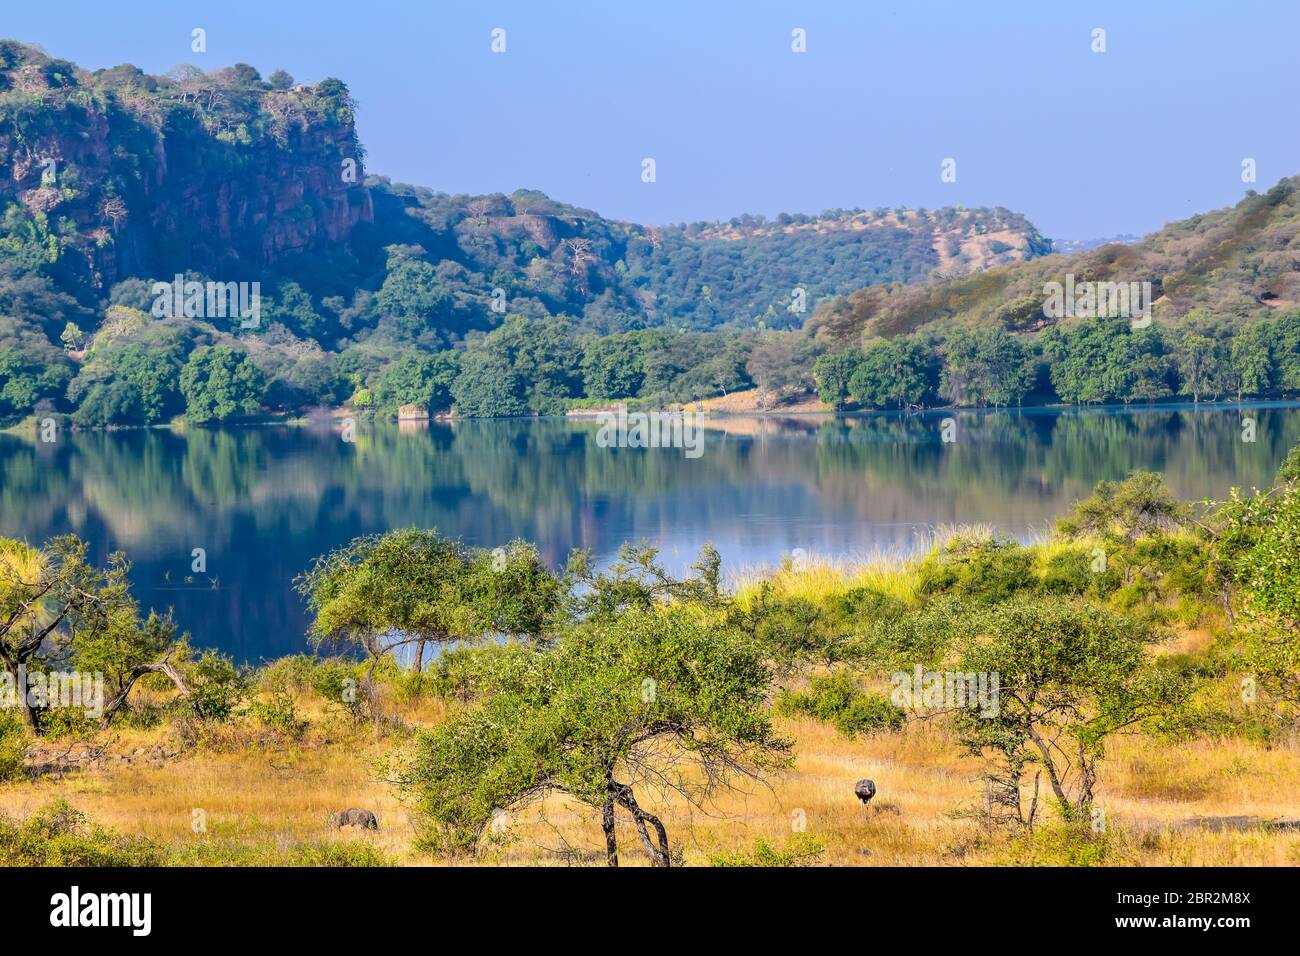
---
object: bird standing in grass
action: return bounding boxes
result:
[855,779,876,809]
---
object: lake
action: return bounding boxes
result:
[2,402,1297,660]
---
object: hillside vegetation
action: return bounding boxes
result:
[0,40,1047,426]
[4,39,1300,426]
[811,178,1300,344]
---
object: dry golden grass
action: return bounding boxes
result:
[3,538,1295,867]
[3,687,1299,866]
[681,390,831,416]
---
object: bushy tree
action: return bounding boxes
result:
[744,581,905,669]
[1054,471,1191,543]
[0,536,185,732]
[266,281,330,341]
[450,345,528,418]
[1272,311,1300,393]
[939,327,1034,407]
[374,352,459,413]
[296,529,559,677]
[452,316,581,416]
[746,333,821,406]
[179,346,264,424]
[1229,322,1274,400]
[286,356,349,407]
[71,380,141,427]
[72,345,181,426]
[580,333,644,400]
[0,347,68,420]
[848,335,936,409]
[1173,332,1223,402]
[394,603,789,866]
[812,350,864,410]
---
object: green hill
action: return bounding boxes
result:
[809,178,1300,345]
[0,40,1047,346]
[8,39,1297,424]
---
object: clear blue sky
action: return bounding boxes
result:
[8,0,1298,240]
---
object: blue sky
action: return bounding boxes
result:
[7,1,1298,240]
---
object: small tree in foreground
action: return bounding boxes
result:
[392,605,790,866]
[296,529,559,681]
[948,597,1191,826]
[1210,451,1300,708]
[0,535,187,732]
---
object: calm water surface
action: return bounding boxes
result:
[2,403,1297,659]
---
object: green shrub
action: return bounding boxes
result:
[0,801,166,866]
[751,595,826,665]
[1131,535,1215,599]
[747,586,904,667]
[1055,472,1190,543]
[1040,547,1094,595]
[997,821,1134,867]
[918,536,1036,603]
[1040,546,1124,598]
[245,689,307,738]
[0,709,29,782]
[776,671,905,737]
[288,841,391,867]
[37,708,99,739]
[708,833,825,867]
[186,650,247,722]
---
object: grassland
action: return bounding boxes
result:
[3,685,1298,866]
[3,542,1297,868]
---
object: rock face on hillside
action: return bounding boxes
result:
[0,40,1051,335]
[0,41,372,291]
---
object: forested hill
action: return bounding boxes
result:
[19,40,1299,426]
[0,41,1047,348]
[372,183,1050,333]
[809,178,1300,344]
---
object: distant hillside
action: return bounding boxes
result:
[810,179,1300,344]
[364,182,1049,334]
[0,41,1048,351]
[624,205,1049,329]
[23,40,1265,428]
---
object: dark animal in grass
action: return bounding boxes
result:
[854,779,876,807]
[330,808,379,830]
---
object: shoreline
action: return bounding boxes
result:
[9,396,1300,435]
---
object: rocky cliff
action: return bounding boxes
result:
[0,41,372,292]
